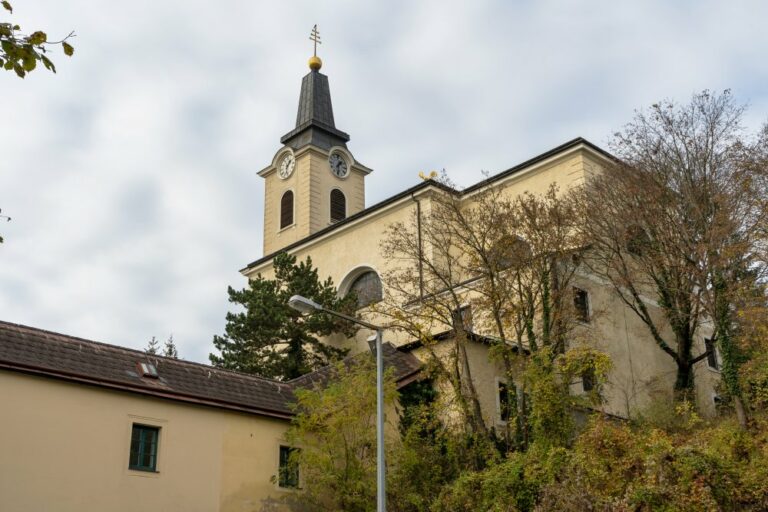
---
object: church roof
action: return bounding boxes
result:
[0,320,422,420]
[280,70,350,150]
[288,342,422,390]
[243,137,614,272]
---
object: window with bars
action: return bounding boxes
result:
[129,424,159,472]
[280,191,294,229]
[278,445,300,488]
[573,287,590,323]
[705,338,719,370]
[330,189,346,223]
[348,271,383,309]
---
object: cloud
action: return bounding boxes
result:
[1,0,767,363]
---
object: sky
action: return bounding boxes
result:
[1,0,767,364]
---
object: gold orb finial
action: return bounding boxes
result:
[308,55,322,71]
[308,25,322,71]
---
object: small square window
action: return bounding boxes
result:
[129,424,159,472]
[278,445,300,489]
[573,287,590,323]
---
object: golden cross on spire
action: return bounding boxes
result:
[309,24,321,57]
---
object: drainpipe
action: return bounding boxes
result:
[410,192,424,300]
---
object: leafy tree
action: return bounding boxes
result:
[144,336,159,355]
[1,1,74,78]
[281,358,397,512]
[210,252,356,380]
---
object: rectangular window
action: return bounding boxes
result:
[129,424,159,472]
[498,381,515,423]
[582,368,595,392]
[573,287,590,323]
[705,338,719,370]
[278,445,299,489]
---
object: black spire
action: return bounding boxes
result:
[280,69,350,150]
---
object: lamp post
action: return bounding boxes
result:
[287,295,386,512]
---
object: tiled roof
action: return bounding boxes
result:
[0,320,422,420]
[289,342,423,390]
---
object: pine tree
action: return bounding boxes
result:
[210,252,357,380]
[163,335,178,358]
[145,336,159,355]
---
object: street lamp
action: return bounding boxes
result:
[287,295,387,512]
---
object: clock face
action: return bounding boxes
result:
[329,153,349,178]
[278,153,295,179]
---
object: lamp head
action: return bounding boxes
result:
[288,295,322,314]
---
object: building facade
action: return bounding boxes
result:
[0,321,419,511]
[243,54,722,423]
[0,52,722,511]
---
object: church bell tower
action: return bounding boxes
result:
[259,26,372,255]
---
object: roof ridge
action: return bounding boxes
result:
[0,319,291,389]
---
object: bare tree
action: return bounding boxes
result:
[578,90,768,421]
[379,177,592,447]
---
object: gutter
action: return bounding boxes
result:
[0,361,295,421]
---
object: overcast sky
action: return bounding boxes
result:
[1,0,766,363]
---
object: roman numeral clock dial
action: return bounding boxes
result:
[278,152,295,179]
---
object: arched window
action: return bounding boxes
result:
[280,191,294,229]
[330,189,346,223]
[348,271,383,309]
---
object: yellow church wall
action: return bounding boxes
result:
[569,272,718,419]
[412,339,509,428]
[263,146,368,255]
[248,186,429,352]
[0,371,292,512]
[262,148,311,255]
[249,141,720,418]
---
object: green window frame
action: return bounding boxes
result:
[129,424,159,472]
[278,445,300,488]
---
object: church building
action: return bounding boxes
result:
[0,45,722,512]
[242,51,722,425]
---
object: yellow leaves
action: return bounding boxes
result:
[26,31,46,45]
[559,345,612,383]
[41,54,54,72]
[62,41,73,56]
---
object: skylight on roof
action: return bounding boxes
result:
[138,362,158,378]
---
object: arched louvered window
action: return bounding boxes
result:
[330,189,346,223]
[280,191,294,229]
[348,271,383,309]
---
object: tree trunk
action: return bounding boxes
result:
[673,357,695,402]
